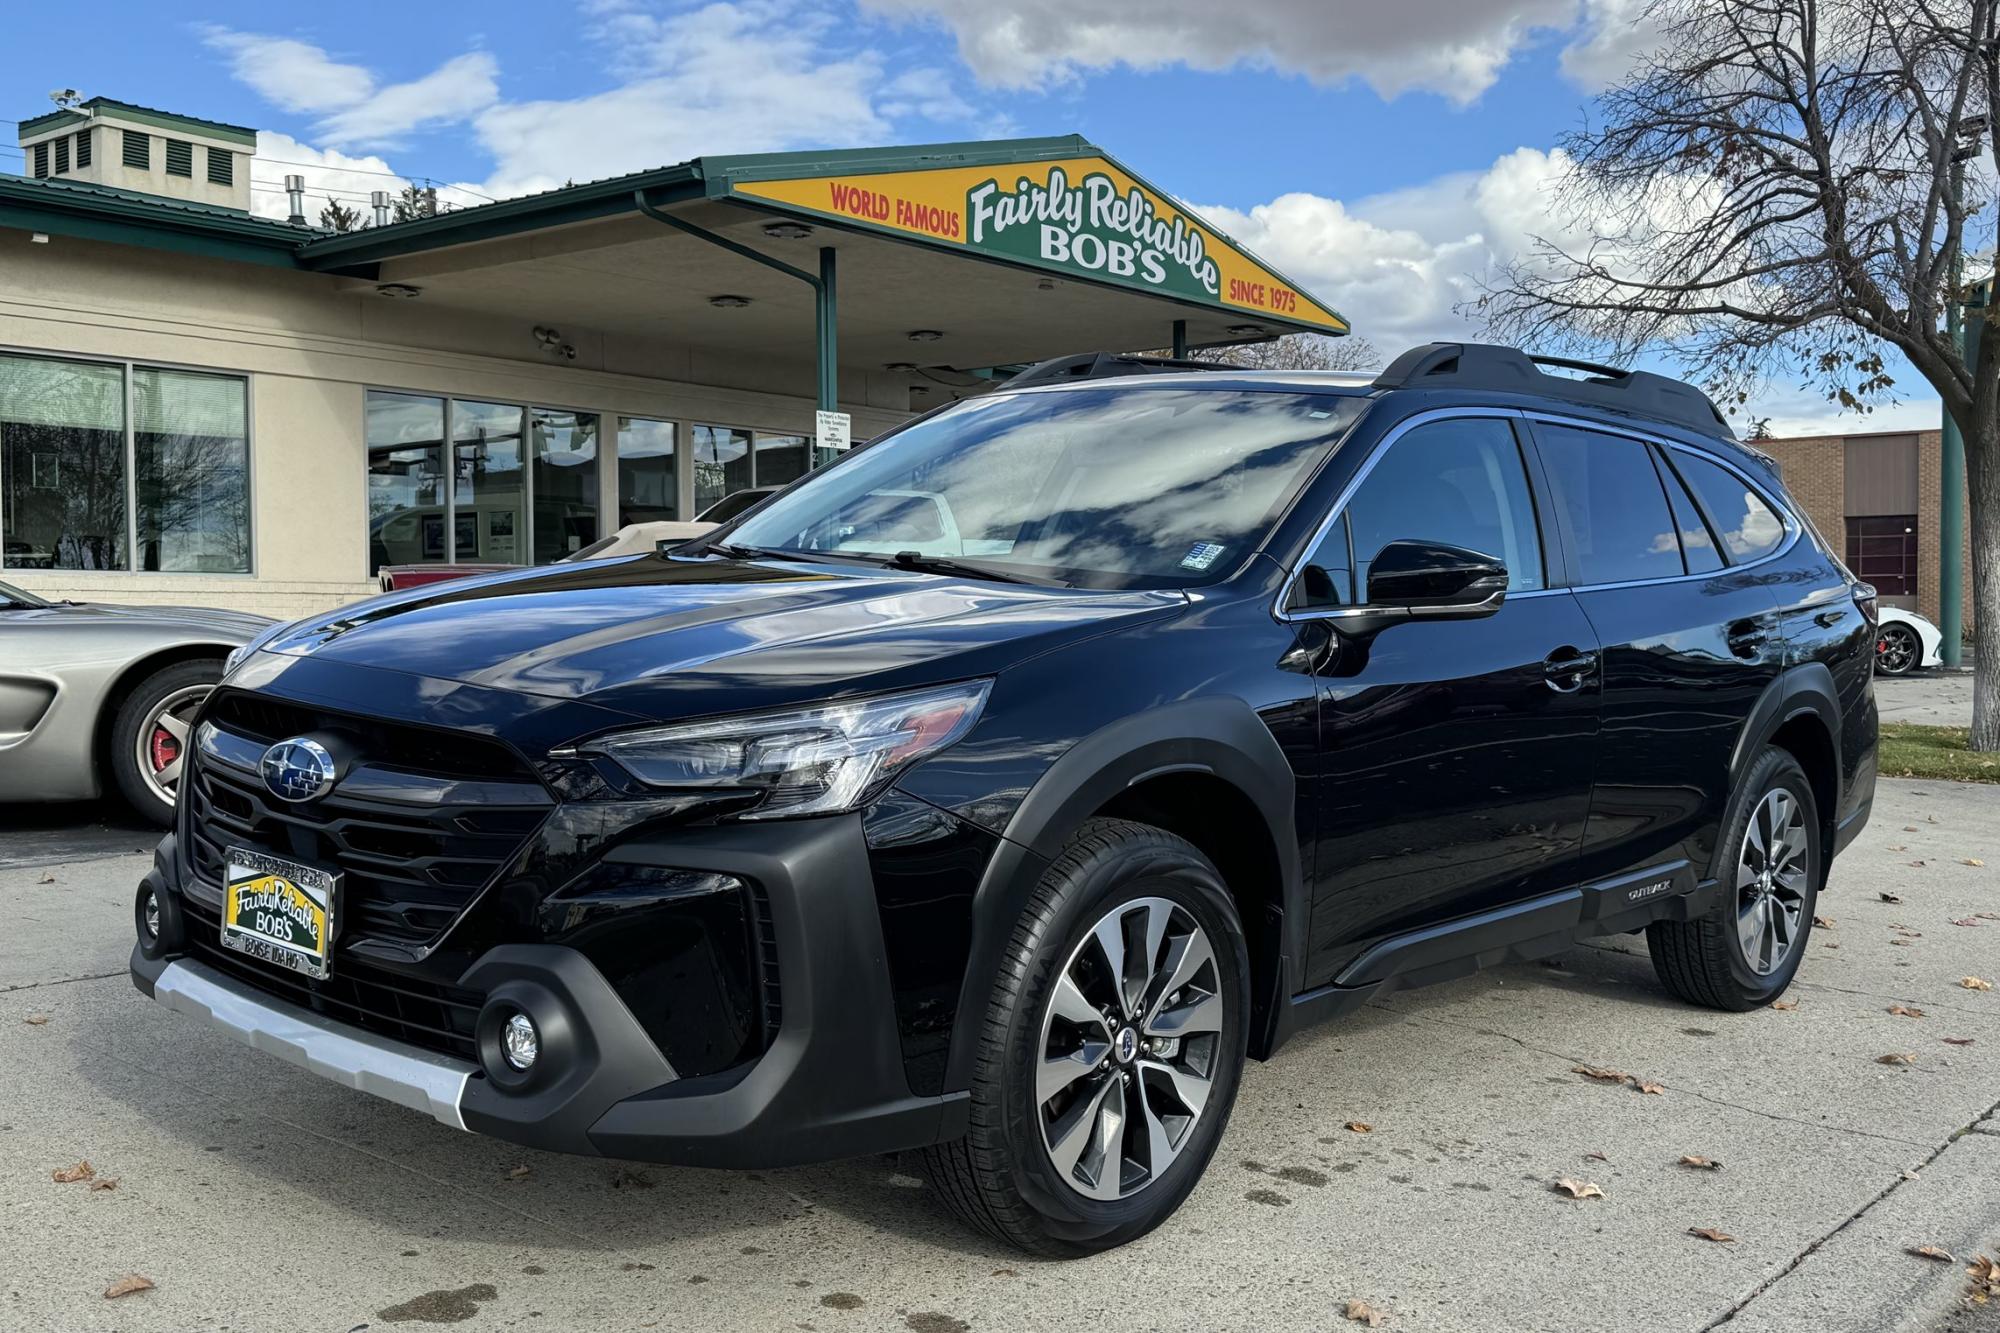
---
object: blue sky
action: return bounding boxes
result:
[0,0,1952,436]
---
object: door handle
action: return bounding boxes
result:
[1814,609,1848,628]
[1725,621,1768,656]
[1543,648,1598,692]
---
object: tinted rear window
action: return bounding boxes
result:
[1672,451,1786,562]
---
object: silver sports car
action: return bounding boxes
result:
[0,578,270,825]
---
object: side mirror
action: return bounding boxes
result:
[1363,540,1508,616]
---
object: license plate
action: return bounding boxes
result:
[221,848,339,980]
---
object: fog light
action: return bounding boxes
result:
[141,891,161,942]
[501,1012,539,1070]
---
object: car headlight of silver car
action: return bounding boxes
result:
[560,679,992,819]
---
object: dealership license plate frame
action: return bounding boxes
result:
[221,847,340,980]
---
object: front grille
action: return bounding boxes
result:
[751,886,783,1046]
[186,691,552,948]
[181,896,482,1061]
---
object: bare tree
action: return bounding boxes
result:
[1188,333,1383,372]
[1475,0,2000,747]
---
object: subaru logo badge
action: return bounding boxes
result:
[260,737,337,803]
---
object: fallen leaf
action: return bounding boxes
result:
[1343,1299,1388,1328]
[1552,1178,1604,1200]
[1572,1065,1629,1083]
[1964,977,1994,991]
[1585,1150,1610,1162]
[507,1165,531,1181]
[1679,1155,1723,1171]
[1927,815,1940,824]
[1887,844,1909,851]
[1876,1053,1918,1065]
[1635,1080,1666,1095]
[1943,1037,1975,1046]
[51,1160,94,1184]
[1888,1005,1926,1018]
[1964,858,1986,867]
[23,1014,49,1026]
[1813,915,1835,928]
[1903,825,1919,832]
[1342,1121,1375,1135]
[1954,918,1985,927]
[1771,998,1799,1011]
[990,1268,1017,1278]
[87,1177,118,1192]
[1823,942,1841,949]
[1880,892,1904,903]
[1909,861,1927,868]
[103,1275,153,1300]
[37,872,54,884]
[1688,1227,1736,1244]
[1970,1254,2000,1305]
[1909,1245,1955,1262]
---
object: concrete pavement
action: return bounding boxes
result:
[1876,670,1975,728]
[2,779,1996,1332]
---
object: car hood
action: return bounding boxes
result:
[260,554,1182,719]
[46,600,272,638]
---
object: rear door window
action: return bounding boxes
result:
[1671,451,1787,562]
[1534,424,1683,585]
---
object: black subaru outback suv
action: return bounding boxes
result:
[131,343,1877,1254]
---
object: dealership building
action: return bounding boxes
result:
[1,98,1348,617]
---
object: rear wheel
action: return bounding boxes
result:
[1647,748,1818,1010]
[109,659,221,827]
[919,819,1249,1255]
[1876,622,1920,675]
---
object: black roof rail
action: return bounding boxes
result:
[999,351,1227,389]
[1372,342,1732,438]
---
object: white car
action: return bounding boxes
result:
[1875,605,1945,676]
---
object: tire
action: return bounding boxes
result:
[1876,622,1920,676]
[1647,748,1819,1011]
[919,818,1250,1255]
[109,658,222,827]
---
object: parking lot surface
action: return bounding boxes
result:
[3,778,1997,1333]
[1877,668,1976,728]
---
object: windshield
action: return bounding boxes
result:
[697,488,773,523]
[720,387,1363,588]
[0,578,49,608]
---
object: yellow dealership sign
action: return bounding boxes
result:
[729,155,1348,335]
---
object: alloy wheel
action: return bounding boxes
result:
[1877,624,1918,675]
[136,684,209,810]
[1737,788,1809,975]
[1036,896,1223,1201]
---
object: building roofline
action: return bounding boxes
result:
[0,173,309,267]
[18,97,257,146]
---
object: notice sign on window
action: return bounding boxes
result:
[816,410,853,453]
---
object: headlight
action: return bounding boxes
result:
[561,679,992,819]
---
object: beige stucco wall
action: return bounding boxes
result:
[0,230,912,619]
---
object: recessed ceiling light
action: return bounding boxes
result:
[882,361,916,372]
[762,221,814,240]
[906,329,944,342]
[375,283,423,299]
[1035,277,1055,291]
[709,294,751,308]
[1227,323,1264,336]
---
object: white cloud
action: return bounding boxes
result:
[202,28,497,150]
[863,0,1649,104]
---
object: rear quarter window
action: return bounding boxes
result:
[1671,451,1787,562]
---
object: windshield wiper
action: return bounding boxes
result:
[881,550,1043,586]
[705,542,820,563]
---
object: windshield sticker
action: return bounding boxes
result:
[1180,542,1226,571]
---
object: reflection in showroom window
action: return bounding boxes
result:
[135,367,250,572]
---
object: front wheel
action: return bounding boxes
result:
[109,659,221,827]
[1876,622,1920,675]
[1647,747,1819,1010]
[919,819,1250,1255]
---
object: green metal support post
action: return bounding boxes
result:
[1172,320,1188,359]
[1942,289,1967,669]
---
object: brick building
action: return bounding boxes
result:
[1757,427,1973,635]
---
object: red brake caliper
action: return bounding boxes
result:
[150,726,180,774]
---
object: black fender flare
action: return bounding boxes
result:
[940,697,1304,1091]
[1724,661,1842,879]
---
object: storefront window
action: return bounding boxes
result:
[453,400,525,564]
[135,367,250,572]
[754,432,810,490]
[366,392,445,573]
[531,409,599,562]
[694,425,752,515]
[617,417,678,525]
[0,354,128,570]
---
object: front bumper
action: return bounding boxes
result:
[132,820,970,1168]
